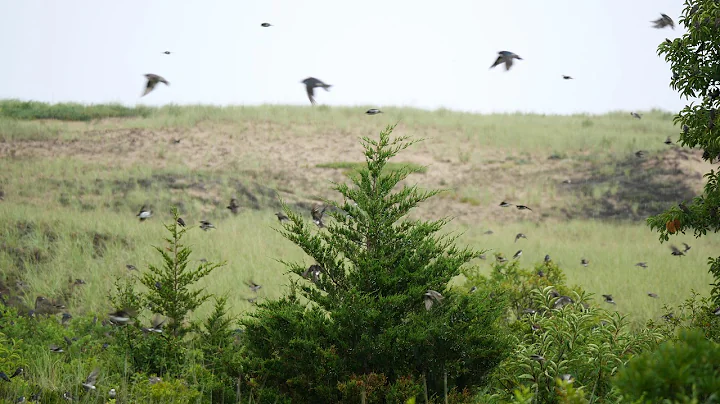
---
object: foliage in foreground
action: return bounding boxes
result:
[240,124,511,402]
[650,0,720,305]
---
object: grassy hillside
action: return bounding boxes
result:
[0,99,717,325]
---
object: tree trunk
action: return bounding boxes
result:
[443,369,448,404]
[361,386,367,404]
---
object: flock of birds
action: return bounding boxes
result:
[2,10,711,403]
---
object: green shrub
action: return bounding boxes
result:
[240,125,510,402]
[0,99,151,121]
[614,328,720,403]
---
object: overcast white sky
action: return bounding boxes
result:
[0,1,690,115]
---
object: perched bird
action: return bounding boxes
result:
[490,51,523,71]
[544,254,551,263]
[635,262,648,269]
[478,254,487,260]
[635,150,646,158]
[15,397,25,403]
[516,205,532,211]
[553,295,574,309]
[199,220,215,231]
[683,124,689,134]
[512,250,523,259]
[515,233,527,243]
[670,245,685,256]
[9,367,23,379]
[496,254,508,264]
[679,202,691,214]
[177,217,186,227]
[529,354,545,362]
[137,205,152,221]
[499,201,513,208]
[522,308,537,315]
[108,309,134,325]
[562,75,573,80]
[149,376,162,385]
[631,112,642,119]
[602,294,616,305]
[468,286,478,293]
[275,212,289,222]
[664,136,673,145]
[82,368,100,391]
[537,270,545,277]
[423,290,444,311]
[261,22,272,27]
[142,74,169,97]
[560,374,574,383]
[311,203,327,228]
[0,372,10,382]
[713,307,720,316]
[62,392,73,401]
[581,258,589,267]
[366,109,383,115]
[648,292,659,298]
[682,242,691,253]
[109,389,117,399]
[227,198,240,214]
[651,13,675,29]
[301,77,332,106]
[245,280,262,293]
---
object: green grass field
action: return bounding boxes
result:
[0,99,717,326]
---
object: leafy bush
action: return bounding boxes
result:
[614,328,720,403]
[240,125,511,402]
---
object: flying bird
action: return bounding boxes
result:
[126,264,137,271]
[602,294,616,305]
[664,136,673,145]
[651,13,675,29]
[275,212,289,222]
[515,233,527,243]
[82,368,100,391]
[49,345,64,353]
[682,242,691,252]
[261,22,272,27]
[631,112,642,119]
[137,205,152,221]
[499,201,513,208]
[512,250,523,259]
[516,205,532,211]
[108,309,134,325]
[648,292,659,298]
[302,264,323,283]
[9,367,23,379]
[490,51,523,71]
[227,198,241,214]
[163,51,172,55]
[635,262,648,269]
[311,203,327,228]
[199,220,215,231]
[423,290,444,311]
[142,314,165,333]
[581,258,589,267]
[562,75,573,80]
[635,151,646,158]
[366,109,383,115]
[670,245,685,256]
[301,77,332,106]
[529,354,545,362]
[142,74,169,97]
[245,280,262,293]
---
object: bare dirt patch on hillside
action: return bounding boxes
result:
[1,120,713,225]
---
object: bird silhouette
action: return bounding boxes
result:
[177,217,186,227]
[562,75,573,80]
[199,220,216,231]
[142,314,165,333]
[529,354,545,362]
[108,309,135,325]
[648,292,659,298]
[682,242,691,252]
[301,77,332,105]
[635,150,646,158]
[490,51,523,71]
[9,367,23,379]
[581,258,589,267]
[163,51,172,55]
[499,201,513,208]
[227,198,241,214]
[245,280,262,293]
[261,22,272,27]
[142,74,169,97]
[670,245,685,256]
[515,233,527,243]
[602,294,616,305]
[664,136,673,145]
[512,250,523,259]
[275,211,289,222]
[366,109,383,115]
[631,112,642,119]
[516,205,532,211]
[635,262,648,268]
[651,13,675,29]
[302,264,323,283]
[82,368,100,391]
